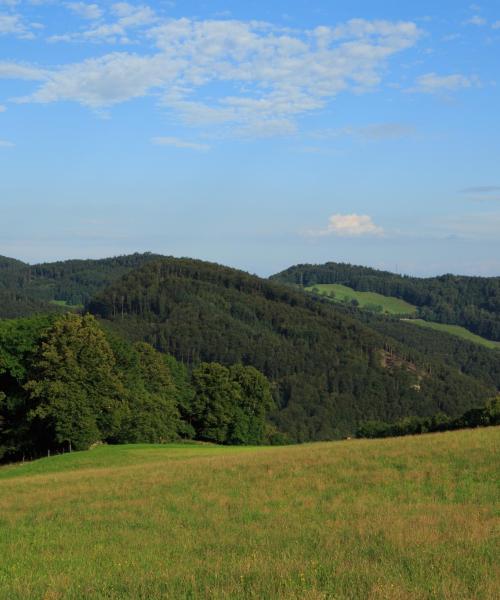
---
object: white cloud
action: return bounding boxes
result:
[151,136,210,151]
[65,3,103,20]
[410,72,476,94]
[464,15,487,26]
[0,61,46,80]
[52,2,156,43]
[16,17,421,136]
[19,53,174,106]
[492,21,500,29]
[0,104,6,111]
[0,139,14,147]
[308,214,384,237]
[0,12,34,38]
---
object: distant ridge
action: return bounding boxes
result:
[0,252,165,318]
[271,261,500,342]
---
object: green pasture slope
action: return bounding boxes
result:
[306,284,499,350]
[404,319,500,350]
[1,429,499,599]
[306,283,417,315]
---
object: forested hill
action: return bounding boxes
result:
[0,253,164,318]
[87,257,493,441]
[271,262,500,342]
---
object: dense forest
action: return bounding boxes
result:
[272,262,500,341]
[0,253,164,318]
[87,257,494,441]
[0,313,276,462]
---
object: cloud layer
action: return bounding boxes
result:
[5,16,422,136]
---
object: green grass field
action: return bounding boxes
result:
[1,429,499,599]
[404,318,500,350]
[306,283,417,315]
[49,300,84,311]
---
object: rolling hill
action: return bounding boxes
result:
[87,257,493,441]
[272,261,500,342]
[1,253,498,442]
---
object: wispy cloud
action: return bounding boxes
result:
[0,61,46,80]
[463,15,487,26]
[51,2,156,43]
[314,122,415,141]
[410,72,477,94]
[460,185,500,194]
[460,186,500,202]
[435,213,500,238]
[151,136,210,151]
[307,214,384,237]
[11,17,421,137]
[0,11,34,38]
[0,139,14,147]
[65,2,103,21]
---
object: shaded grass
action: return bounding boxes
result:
[306,283,417,315]
[404,318,500,350]
[0,429,498,599]
[49,300,84,311]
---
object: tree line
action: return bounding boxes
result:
[357,397,500,439]
[0,313,277,463]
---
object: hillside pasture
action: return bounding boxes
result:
[306,283,417,315]
[404,318,500,350]
[0,429,498,599]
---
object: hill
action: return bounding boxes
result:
[87,257,494,441]
[272,262,500,342]
[1,428,498,599]
[0,253,164,318]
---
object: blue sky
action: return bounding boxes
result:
[1,0,499,276]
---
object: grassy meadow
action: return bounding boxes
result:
[0,429,499,600]
[306,283,417,315]
[404,318,500,350]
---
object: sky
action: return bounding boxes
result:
[1,0,499,277]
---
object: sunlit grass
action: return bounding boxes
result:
[1,428,498,599]
[403,318,500,350]
[306,283,417,315]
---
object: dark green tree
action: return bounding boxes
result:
[191,363,241,443]
[117,342,181,443]
[26,314,126,451]
[228,364,274,444]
